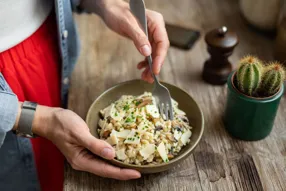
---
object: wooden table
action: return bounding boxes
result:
[65,0,286,190]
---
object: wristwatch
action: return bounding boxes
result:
[16,101,38,138]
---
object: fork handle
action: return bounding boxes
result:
[147,56,160,85]
[129,0,160,85]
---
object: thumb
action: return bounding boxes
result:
[125,23,152,56]
[80,133,115,160]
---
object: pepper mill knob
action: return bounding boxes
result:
[202,26,239,85]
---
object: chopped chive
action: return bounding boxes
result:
[125,118,132,123]
[123,105,130,111]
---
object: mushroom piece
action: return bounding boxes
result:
[170,146,176,155]
[106,116,112,123]
[102,130,111,139]
[153,118,160,124]
[125,123,137,129]
[171,121,179,128]
[178,115,189,124]
[114,122,121,129]
[172,120,183,132]
[167,154,174,159]
[142,161,149,165]
[137,117,143,123]
[110,118,117,125]
[136,98,153,108]
[166,134,175,142]
[154,125,163,134]
[129,123,137,129]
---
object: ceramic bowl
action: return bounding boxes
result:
[86,79,204,173]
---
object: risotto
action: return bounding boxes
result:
[97,92,192,165]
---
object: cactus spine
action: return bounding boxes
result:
[259,62,285,96]
[236,56,263,96]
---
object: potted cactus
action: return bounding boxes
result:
[224,56,285,141]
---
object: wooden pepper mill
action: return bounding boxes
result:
[202,26,239,85]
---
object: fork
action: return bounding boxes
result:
[129,0,174,120]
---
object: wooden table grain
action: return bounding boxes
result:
[65,0,286,190]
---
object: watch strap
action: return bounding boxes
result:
[17,101,38,138]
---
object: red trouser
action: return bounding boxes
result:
[0,13,64,191]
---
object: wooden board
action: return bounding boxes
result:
[64,0,286,190]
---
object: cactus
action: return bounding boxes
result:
[259,62,285,96]
[236,56,264,96]
[235,56,285,97]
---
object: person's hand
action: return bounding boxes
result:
[81,0,170,83]
[32,105,141,180]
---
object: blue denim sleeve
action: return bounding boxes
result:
[0,73,18,147]
[70,0,80,10]
[70,0,86,13]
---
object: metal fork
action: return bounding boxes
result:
[130,0,174,120]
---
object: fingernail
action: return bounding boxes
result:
[140,45,151,56]
[156,60,163,74]
[154,66,160,75]
[101,148,114,159]
[130,172,141,179]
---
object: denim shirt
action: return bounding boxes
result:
[0,0,82,190]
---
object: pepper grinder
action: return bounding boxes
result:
[202,26,239,85]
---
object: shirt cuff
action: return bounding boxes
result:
[71,0,86,13]
[0,91,18,147]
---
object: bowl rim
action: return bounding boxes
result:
[86,79,204,169]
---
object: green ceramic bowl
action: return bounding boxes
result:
[86,79,204,173]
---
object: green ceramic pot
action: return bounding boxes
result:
[223,71,284,141]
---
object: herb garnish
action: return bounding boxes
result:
[125,118,132,123]
[135,101,142,106]
[123,105,129,111]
